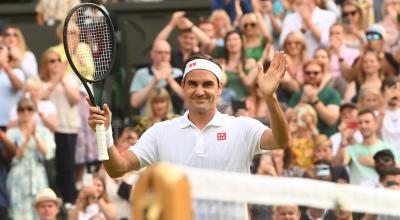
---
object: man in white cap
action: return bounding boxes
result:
[88,52,290,219]
[33,188,61,220]
[348,24,399,81]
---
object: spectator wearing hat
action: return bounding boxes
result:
[359,149,396,187]
[33,188,61,220]
[330,102,363,156]
[349,24,399,81]
[374,149,396,174]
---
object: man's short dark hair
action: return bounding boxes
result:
[358,109,376,119]
[379,167,400,181]
[381,76,400,92]
[373,149,395,162]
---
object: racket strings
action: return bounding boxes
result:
[67,5,113,82]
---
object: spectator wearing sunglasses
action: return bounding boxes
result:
[340,0,367,50]
[349,25,399,81]
[8,77,58,132]
[239,12,273,61]
[287,59,341,136]
[6,96,55,220]
[39,49,81,205]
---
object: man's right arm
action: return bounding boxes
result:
[87,100,140,178]
[103,147,140,178]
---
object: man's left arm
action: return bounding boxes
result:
[260,94,290,150]
[256,52,291,150]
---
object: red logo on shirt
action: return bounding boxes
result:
[217,132,226,141]
[189,62,196,68]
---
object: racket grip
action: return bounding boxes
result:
[96,124,109,161]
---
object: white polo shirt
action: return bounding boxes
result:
[130,111,268,173]
[130,111,269,219]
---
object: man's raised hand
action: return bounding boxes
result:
[257,51,287,98]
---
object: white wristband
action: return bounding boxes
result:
[105,127,114,149]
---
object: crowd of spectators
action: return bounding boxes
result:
[0,0,400,219]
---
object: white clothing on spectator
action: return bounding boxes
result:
[330,131,363,156]
[9,100,56,127]
[49,73,81,133]
[35,0,80,26]
[381,109,400,154]
[280,7,337,57]
[0,68,25,127]
[20,51,38,78]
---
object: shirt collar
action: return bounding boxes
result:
[180,110,224,129]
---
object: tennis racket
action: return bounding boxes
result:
[63,3,116,161]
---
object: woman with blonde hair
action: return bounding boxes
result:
[68,173,116,220]
[39,49,82,205]
[283,31,308,83]
[2,25,38,77]
[357,86,385,114]
[208,9,232,47]
[134,88,176,136]
[288,103,319,169]
[6,96,55,220]
[240,12,272,61]
[344,50,384,103]
[341,0,367,49]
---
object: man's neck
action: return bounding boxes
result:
[188,109,217,130]
[362,135,378,146]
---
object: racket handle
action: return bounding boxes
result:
[96,124,109,161]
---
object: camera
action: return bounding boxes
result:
[314,164,330,177]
